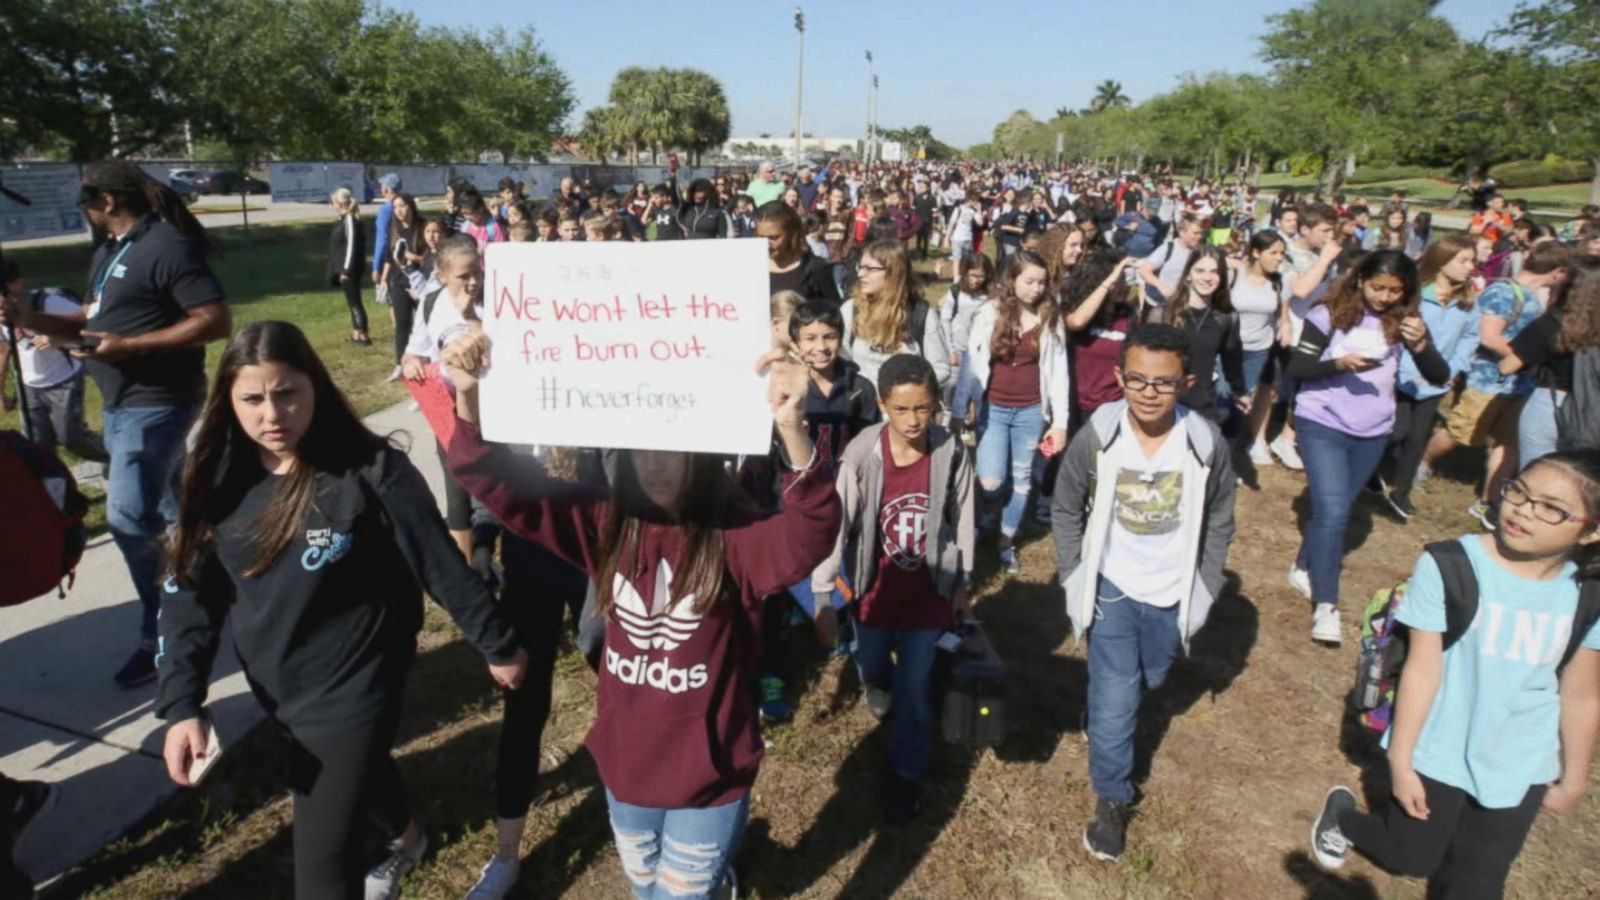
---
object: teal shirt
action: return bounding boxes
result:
[1386,535,1598,808]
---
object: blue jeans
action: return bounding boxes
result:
[103,404,197,642]
[1519,388,1564,466]
[1293,416,1388,606]
[853,621,941,781]
[1241,347,1273,393]
[606,788,749,900]
[1086,577,1181,805]
[976,401,1045,538]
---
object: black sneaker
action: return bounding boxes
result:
[1083,798,1130,862]
[882,773,921,825]
[113,647,157,689]
[1310,786,1357,870]
[2,779,58,843]
[1382,490,1415,522]
[865,684,892,721]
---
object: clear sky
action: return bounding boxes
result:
[385,0,1515,148]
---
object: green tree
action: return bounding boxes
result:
[2,0,191,159]
[1260,0,1459,193]
[992,110,1041,159]
[1498,0,1600,202]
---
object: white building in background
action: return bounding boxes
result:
[722,135,864,160]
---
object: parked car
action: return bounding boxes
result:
[187,170,270,196]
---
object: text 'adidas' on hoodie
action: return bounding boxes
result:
[447,419,841,808]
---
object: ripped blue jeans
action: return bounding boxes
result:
[975,400,1046,538]
[606,788,749,899]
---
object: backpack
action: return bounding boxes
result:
[907,297,932,358]
[1556,348,1600,451]
[1143,240,1180,307]
[1351,540,1600,736]
[0,430,89,606]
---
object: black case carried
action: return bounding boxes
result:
[939,620,1007,748]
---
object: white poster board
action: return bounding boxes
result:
[0,164,85,241]
[478,239,772,454]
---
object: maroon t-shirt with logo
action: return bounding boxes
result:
[856,430,951,630]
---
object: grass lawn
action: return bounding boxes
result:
[1256,174,1595,218]
[17,224,1600,898]
[4,222,409,532]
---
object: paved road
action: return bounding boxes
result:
[2,400,445,893]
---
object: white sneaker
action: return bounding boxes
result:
[1288,564,1312,600]
[386,365,403,383]
[465,855,521,899]
[1270,435,1304,470]
[1312,605,1342,645]
[1414,464,1431,487]
[365,831,428,900]
[1249,442,1273,466]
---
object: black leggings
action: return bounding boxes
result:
[287,701,409,900]
[340,276,368,333]
[1340,773,1545,900]
[391,278,416,364]
[915,223,932,258]
[1385,393,1444,499]
[435,440,472,531]
[494,536,593,819]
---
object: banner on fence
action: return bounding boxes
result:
[477,239,772,454]
[0,163,85,241]
[381,165,449,196]
[267,161,366,203]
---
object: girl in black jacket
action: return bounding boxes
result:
[156,321,528,900]
[327,187,369,345]
[1145,245,1246,421]
[759,201,839,303]
[680,177,732,239]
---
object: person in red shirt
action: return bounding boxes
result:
[1470,193,1514,245]
[811,353,975,824]
[442,335,839,899]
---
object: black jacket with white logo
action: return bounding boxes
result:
[155,445,520,734]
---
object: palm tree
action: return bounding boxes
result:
[577,106,626,165]
[1054,106,1079,119]
[1088,80,1131,114]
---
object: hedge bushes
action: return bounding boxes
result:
[1489,158,1594,188]
[1346,165,1448,184]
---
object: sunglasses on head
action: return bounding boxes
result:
[76,185,103,209]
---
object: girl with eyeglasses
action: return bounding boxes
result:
[839,239,951,389]
[1311,450,1600,898]
[1285,250,1451,645]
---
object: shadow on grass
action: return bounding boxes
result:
[1131,572,1259,793]
[1283,849,1381,899]
[46,631,605,899]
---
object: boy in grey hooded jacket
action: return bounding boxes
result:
[1050,324,1237,862]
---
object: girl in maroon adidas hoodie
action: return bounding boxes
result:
[441,334,840,899]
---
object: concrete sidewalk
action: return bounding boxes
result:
[1,399,446,891]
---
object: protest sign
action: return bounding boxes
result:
[0,164,85,241]
[477,239,772,454]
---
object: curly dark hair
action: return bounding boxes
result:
[1555,255,1600,354]
[1063,245,1132,331]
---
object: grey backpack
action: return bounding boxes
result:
[1556,347,1600,452]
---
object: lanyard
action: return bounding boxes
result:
[92,239,136,303]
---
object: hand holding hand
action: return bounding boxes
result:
[489,648,529,691]
[441,326,492,391]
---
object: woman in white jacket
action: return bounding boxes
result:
[951,249,1071,573]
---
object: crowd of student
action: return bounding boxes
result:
[2,155,1600,900]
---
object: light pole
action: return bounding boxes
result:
[872,73,880,163]
[793,8,805,170]
[865,50,874,164]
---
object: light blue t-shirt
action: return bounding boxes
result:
[1465,281,1540,396]
[1386,535,1598,808]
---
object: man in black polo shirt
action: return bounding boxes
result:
[1,159,230,687]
